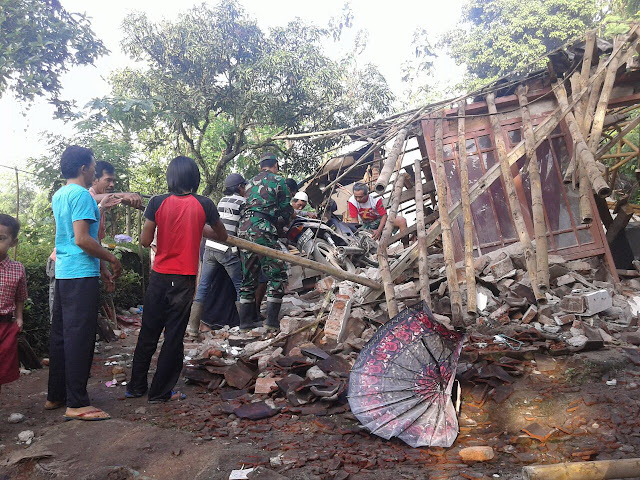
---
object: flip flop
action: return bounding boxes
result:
[44,400,65,410]
[63,409,111,421]
[148,391,186,404]
[125,390,145,399]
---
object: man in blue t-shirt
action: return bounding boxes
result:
[46,145,122,421]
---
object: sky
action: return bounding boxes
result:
[0,0,465,170]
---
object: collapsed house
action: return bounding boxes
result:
[178,26,640,453]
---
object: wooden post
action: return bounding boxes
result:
[414,157,432,308]
[553,82,611,197]
[517,86,550,292]
[378,173,408,318]
[486,93,545,304]
[224,233,383,291]
[434,112,463,325]
[375,128,409,194]
[523,457,640,480]
[457,103,477,313]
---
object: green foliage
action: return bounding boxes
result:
[16,242,52,356]
[440,0,600,90]
[0,0,107,116]
[110,0,393,196]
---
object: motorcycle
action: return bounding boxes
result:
[286,213,378,274]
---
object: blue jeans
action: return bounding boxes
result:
[195,247,242,302]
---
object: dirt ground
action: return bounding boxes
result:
[2,332,640,480]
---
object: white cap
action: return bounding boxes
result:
[293,191,308,202]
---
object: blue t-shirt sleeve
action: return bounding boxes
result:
[70,189,98,223]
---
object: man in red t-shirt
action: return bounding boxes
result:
[347,182,408,243]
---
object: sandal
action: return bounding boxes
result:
[63,408,111,421]
[44,400,65,410]
[148,391,186,404]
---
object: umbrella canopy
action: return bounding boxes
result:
[348,302,465,448]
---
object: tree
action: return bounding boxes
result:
[440,0,600,90]
[113,0,394,195]
[0,0,108,116]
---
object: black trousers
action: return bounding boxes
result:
[47,277,100,408]
[128,272,195,401]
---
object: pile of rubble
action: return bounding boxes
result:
[180,244,640,425]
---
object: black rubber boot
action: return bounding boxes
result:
[238,302,262,331]
[265,301,282,331]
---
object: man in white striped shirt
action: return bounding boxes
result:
[187,173,247,335]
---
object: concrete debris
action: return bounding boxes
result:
[7,413,25,424]
[17,430,34,445]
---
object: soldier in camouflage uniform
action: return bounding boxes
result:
[237,153,293,330]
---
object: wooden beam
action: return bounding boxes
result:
[224,236,383,290]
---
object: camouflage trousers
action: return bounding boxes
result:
[238,230,288,303]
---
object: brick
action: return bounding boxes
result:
[554,313,576,325]
[522,305,538,324]
[458,446,495,462]
[394,282,418,299]
[582,290,613,315]
[560,295,586,313]
[555,274,575,287]
[567,260,592,273]
[323,294,353,342]
[254,377,282,394]
[490,255,515,279]
[538,314,555,326]
[315,277,335,293]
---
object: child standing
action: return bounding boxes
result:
[127,156,227,403]
[0,215,28,393]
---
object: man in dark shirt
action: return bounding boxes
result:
[237,153,292,331]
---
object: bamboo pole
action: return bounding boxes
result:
[434,112,463,325]
[522,457,640,480]
[582,57,606,135]
[569,73,585,124]
[375,128,409,194]
[486,93,545,304]
[457,103,477,313]
[553,82,612,197]
[596,114,640,159]
[223,236,383,291]
[414,157,432,308]
[517,86,549,292]
[579,30,597,115]
[578,165,594,224]
[588,38,624,151]
[377,173,408,318]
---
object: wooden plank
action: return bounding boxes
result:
[398,180,436,204]
[457,102,477,314]
[434,112,463,325]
